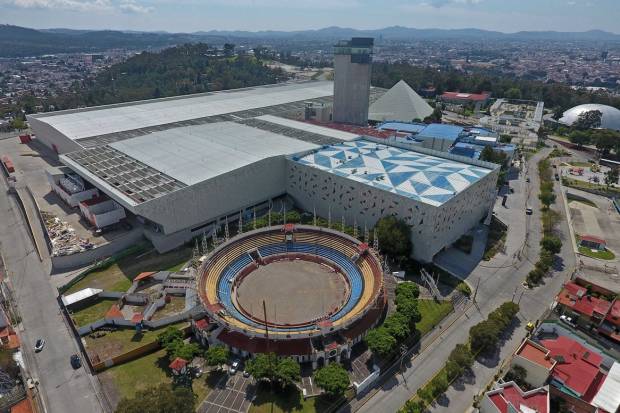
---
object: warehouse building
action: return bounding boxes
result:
[27,80,499,262]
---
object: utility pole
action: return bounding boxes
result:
[472,277,481,304]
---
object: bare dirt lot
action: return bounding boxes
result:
[235,259,348,325]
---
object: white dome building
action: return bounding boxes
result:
[559,104,620,131]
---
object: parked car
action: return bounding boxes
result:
[560,315,577,328]
[243,370,251,378]
[70,354,82,369]
[229,359,240,375]
[526,177,530,183]
[34,338,45,352]
[526,207,533,215]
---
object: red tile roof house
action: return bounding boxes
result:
[597,300,620,343]
[579,235,607,251]
[540,336,609,412]
[480,382,550,413]
[556,282,612,329]
[511,340,556,387]
[439,91,491,105]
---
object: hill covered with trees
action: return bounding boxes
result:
[46,44,288,110]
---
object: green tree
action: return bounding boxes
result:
[540,235,562,254]
[401,399,427,413]
[574,109,602,130]
[116,384,196,413]
[448,343,474,370]
[375,216,412,259]
[469,321,499,353]
[365,327,397,357]
[275,357,301,387]
[396,298,421,325]
[157,327,183,347]
[166,341,200,361]
[245,353,277,381]
[314,363,350,397]
[539,191,556,209]
[505,87,522,100]
[384,312,411,341]
[480,146,508,166]
[605,167,619,188]
[395,282,420,300]
[568,130,591,147]
[205,345,229,367]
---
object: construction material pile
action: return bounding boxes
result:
[41,211,94,256]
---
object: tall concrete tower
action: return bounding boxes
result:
[333,37,374,125]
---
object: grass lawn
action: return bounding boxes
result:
[151,296,187,320]
[66,245,192,294]
[70,298,117,327]
[567,161,593,167]
[416,299,454,336]
[84,322,188,361]
[578,246,616,260]
[249,384,346,413]
[100,348,219,405]
[101,349,171,401]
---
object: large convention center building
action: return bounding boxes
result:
[27,78,499,263]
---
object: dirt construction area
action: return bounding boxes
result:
[568,191,620,261]
[235,259,348,325]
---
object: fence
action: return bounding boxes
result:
[613,198,620,215]
[90,324,192,372]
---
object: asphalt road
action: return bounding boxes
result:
[352,147,576,413]
[0,178,104,412]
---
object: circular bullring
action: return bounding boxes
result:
[197,224,385,347]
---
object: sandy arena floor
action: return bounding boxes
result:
[235,259,348,325]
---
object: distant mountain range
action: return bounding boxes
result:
[196,26,620,41]
[1,24,619,57]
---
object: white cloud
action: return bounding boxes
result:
[422,0,483,8]
[0,0,151,13]
[119,0,151,13]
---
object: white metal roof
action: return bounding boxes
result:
[592,362,620,413]
[61,288,103,307]
[32,81,334,141]
[255,115,359,141]
[110,122,319,185]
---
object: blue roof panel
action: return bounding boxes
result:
[292,139,493,207]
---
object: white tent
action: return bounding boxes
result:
[369,80,434,123]
[591,362,620,413]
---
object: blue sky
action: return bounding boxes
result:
[0,0,618,33]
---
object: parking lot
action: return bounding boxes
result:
[198,373,256,413]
